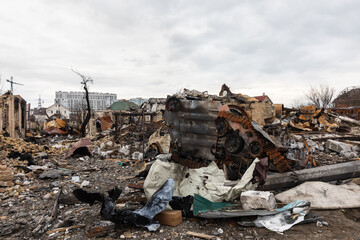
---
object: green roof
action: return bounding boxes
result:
[109,101,139,111]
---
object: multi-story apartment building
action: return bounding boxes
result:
[55,91,117,111]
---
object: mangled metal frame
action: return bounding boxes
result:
[164,90,293,181]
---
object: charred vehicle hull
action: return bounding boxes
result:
[164,94,293,180]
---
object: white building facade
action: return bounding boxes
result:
[55,91,117,111]
[46,103,70,119]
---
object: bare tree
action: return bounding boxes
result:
[305,84,335,109]
[69,101,86,129]
[71,69,93,137]
[290,97,309,109]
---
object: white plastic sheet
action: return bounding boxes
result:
[276,181,360,209]
[144,158,258,202]
[254,200,310,233]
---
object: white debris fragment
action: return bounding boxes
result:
[120,145,130,156]
[241,191,277,210]
[80,180,90,188]
[72,176,80,183]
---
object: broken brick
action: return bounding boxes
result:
[154,209,182,227]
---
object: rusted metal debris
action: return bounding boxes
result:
[288,105,340,132]
[44,119,68,135]
[164,86,293,181]
[164,85,360,183]
[44,118,79,135]
[64,138,92,158]
[97,115,113,132]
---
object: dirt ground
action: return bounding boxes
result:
[1,152,360,240]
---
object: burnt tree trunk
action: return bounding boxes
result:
[71,69,93,137]
[80,84,91,137]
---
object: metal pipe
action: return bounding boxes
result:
[261,161,360,190]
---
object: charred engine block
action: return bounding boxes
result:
[164,96,293,180]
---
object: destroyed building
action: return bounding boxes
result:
[142,98,166,122]
[129,97,148,105]
[333,86,360,108]
[332,86,360,120]
[1,84,360,239]
[0,91,27,138]
[163,85,360,181]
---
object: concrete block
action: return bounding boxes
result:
[297,142,304,149]
[241,191,277,210]
[352,145,360,152]
[340,151,357,158]
[37,152,48,158]
[154,209,182,227]
[326,140,352,154]
[132,152,143,160]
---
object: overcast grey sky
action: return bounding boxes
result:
[1,0,360,108]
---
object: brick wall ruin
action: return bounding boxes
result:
[0,92,27,138]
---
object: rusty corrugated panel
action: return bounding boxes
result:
[164,98,222,163]
[64,138,92,158]
[164,93,293,178]
[99,115,113,131]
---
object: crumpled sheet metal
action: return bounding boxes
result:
[144,158,259,202]
[318,114,339,132]
[43,127,67,135]
[251,121,278,147]
[298,105,319,121]
[44,119,68,135]
[64,138,92,158]
[194,194,278,219]
[45,119,67,128]
[99,116,113,131]
[289,120,312,131]
[288,106,340,132]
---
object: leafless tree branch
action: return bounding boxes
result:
[71,69,93,137]
[305,84,335,109]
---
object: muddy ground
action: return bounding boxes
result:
[1,149,360,240]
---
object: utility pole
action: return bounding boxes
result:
[6,76,24,93]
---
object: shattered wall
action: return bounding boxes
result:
[238,101,275,126]
[0,92,27,138]
[333,87,360,108]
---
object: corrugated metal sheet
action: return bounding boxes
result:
[164,99,222,162]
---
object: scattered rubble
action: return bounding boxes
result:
[1,85,360,239]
